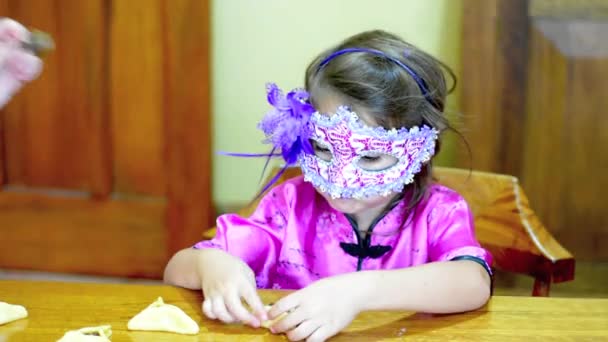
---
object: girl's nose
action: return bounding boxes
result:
[327,163,349,184]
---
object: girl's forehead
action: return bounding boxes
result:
[313,95,379,127]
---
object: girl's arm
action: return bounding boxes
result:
[163,247,209,290]
[269,260,490,341]
[164,247,268,326]
[164,184,290,327]
[356,259,491,313]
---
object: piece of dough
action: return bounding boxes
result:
[127,297,199,335]
[0,302,27,325]
[260,305,288,329]
[56,325,112,342]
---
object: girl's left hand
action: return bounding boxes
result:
[267,275,364,342]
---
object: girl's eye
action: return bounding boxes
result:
[310,140,332,161]
[314,144,330,152]
[357,153,398,171]
[360,155,381,162]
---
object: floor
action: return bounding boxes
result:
[2,261,607,298]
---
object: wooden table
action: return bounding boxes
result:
[1,280,607,341]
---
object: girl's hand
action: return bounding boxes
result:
[198,249,267,327]
[0,18,43,108]
[268,275,364,342]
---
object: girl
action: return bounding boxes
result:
[164,30,492,342]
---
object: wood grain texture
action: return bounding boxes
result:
[0,107,4,185]
[496,0,529,176]
[0,0,5,186]
[1,281,607,341]
[3,0,59,188]
[162,0,214,254]
[530,0,608,18]
[0,97,4,186]
[461,0,608,261]
[460,0,501,172]
[522,18,608,261]
[0,0,212,276]
[521,21,567,248]
[86,0,113,198]
[110,0,166,196]
[0,192,166,278]
[557,57,608,260]
[460,0,529,175]
[204,166,574,296]
[2,0,110,190]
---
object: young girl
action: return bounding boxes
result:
[164,30,492,342]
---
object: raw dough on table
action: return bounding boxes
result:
[56,325,112,342]
[127,297,199,335]
[0,302,27,325]
[260,305,288,329]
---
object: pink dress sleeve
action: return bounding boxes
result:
[427,188,493,273]
[193,187,288,287]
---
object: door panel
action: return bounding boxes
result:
[461,0,608,260]
[0,0,212,277]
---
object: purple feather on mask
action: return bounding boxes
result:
[258,83,314,164]
[215,83,311,197]
[218,83,315,197]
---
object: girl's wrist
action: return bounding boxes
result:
[353,270,407,312]
[344,271,378,313]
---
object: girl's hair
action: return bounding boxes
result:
[305,29,458,215]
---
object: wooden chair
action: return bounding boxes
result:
[205,166,575,296]
[431,167,574,296]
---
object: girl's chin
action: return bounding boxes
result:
[324,196,361,214]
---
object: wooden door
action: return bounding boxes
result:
[461,0,608,260]
[0,0,212,278]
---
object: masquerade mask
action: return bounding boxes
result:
[300,106,438,199]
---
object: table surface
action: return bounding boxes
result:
[1,280,607,341]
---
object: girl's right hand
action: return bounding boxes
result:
[198,249,268,327]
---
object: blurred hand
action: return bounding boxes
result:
[198,249,268,327]
[0,18,43,108]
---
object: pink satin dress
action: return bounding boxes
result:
[194,176,492,289]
